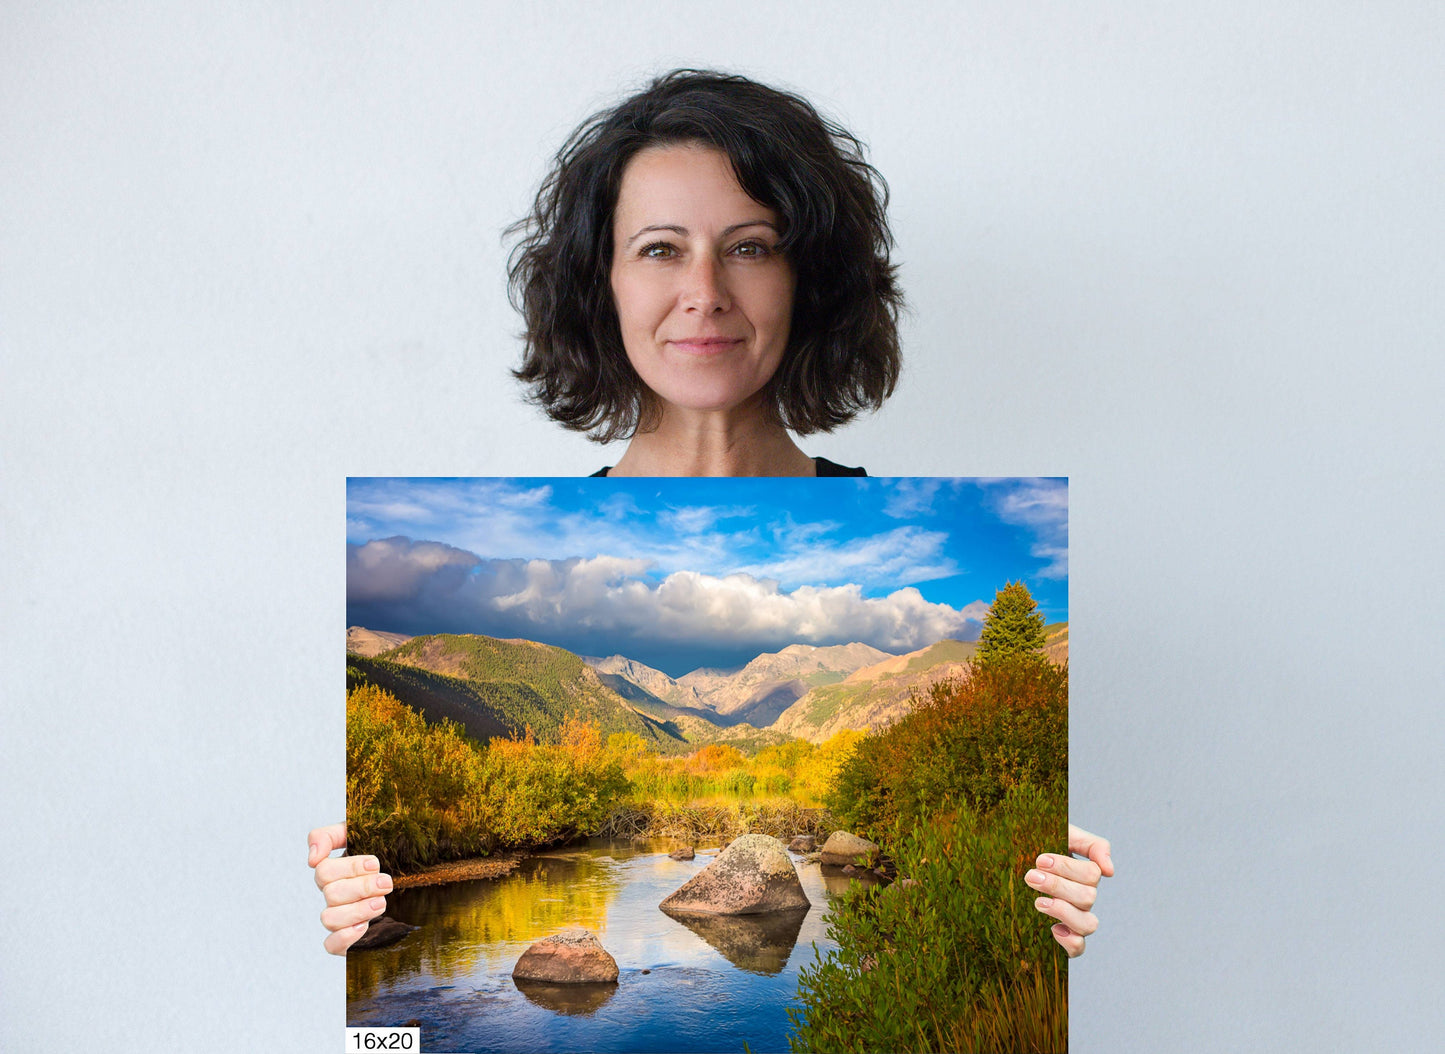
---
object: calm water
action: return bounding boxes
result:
[346,837,879,1053]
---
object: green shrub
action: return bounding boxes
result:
[827,657,1067,841]
[346,683,493,873]
[347,687,630,871]
[476,718,629,847]
[788,783,1068,1053]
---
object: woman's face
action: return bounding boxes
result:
[609,143,795,421]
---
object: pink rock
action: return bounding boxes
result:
[660,833,810,916]
[512,928,619,984]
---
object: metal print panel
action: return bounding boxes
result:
[344,476,1069,1053]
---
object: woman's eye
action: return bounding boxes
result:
[640,242,676,259]
[731,241,771,257]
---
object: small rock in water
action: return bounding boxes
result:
[787,835,816,853]
[512,928,619,984]
[641,968,651,975]
[669,847,695,860]
[841,864,859,875]
[349,916,416,951]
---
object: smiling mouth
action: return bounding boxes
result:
[667,337,744,355]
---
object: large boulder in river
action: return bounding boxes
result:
[819,831,880,867]
[660,833,810,915]
[512,928,619,984]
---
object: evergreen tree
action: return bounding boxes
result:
[975,580,1048,665]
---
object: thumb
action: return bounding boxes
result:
[307,822,347,868]
[1068,823,1114,878]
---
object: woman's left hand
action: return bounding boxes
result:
[1026,824,1114,957]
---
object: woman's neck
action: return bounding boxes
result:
[607,405,816,477]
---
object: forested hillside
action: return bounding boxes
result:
[346,634,686,749]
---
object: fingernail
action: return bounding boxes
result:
[364,857,379,872]
[1026,869,1045,887]
[377,875,393,892]
[353,921,368,931]
[308,844,318,864]
[1105,853,1114,872]
[1034,897,1053,910]
[369,897,386,911]
[1038,855,1055,869]
[1052,924,1070,936]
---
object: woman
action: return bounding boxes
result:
[314,69,1112,956]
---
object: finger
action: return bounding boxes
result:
[1025,867,1097,910]
[308,823,347,869]
[322,871,394,908]
[1034,894,1098,939]
[1049,922,1086,958]
[320,895,387,934]
[1068,824,1114,877]
[324,920,371,956]
[314,853,382,891]
[1036,852,1102,889]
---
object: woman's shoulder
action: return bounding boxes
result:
[812,456,867,477]
[590,458,866,478]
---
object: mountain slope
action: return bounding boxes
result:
[1044,622,1069,665]
[586,655,708,712]
[346,626,413,657]
[587,658,795,753]
[773,623,1070,743]
[348,634,686,750]
[771,639,979,743]
[675,642,894,727]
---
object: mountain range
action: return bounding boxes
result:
[345,623,1067,749]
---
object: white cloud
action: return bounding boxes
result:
[658,504,755,534]
[976,478,1069,579]
[882,478,945,518]
[345,536,480,604]
[346,538,983,654]
[737,525,960,588]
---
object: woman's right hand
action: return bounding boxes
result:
[308,822,392,955]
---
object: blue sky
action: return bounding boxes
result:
[347,477,1067,675]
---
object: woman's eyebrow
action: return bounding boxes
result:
[623,220,778,247]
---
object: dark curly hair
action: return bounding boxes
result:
[507,69,903,443]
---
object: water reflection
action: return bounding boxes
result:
[513,979,618,1016]
[819,864,884,897]
[348,848,625,1002]
[662,907,809,975]
[348,839,867,1052]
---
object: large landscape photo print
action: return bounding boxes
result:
[344,476,1070,1052]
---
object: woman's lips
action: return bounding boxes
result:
[667,337,743,354]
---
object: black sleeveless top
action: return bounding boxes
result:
[590,457,866,478]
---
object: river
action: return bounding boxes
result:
[346,836,880,1053]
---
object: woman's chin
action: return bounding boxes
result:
[651,388,771,422]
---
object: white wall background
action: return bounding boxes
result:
[3,3,1442,1050]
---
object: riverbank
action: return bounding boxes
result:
[391,851,526,890]
[384,799,840,890]
[596,798,837,843]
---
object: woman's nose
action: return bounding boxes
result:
[680,254,731,313]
